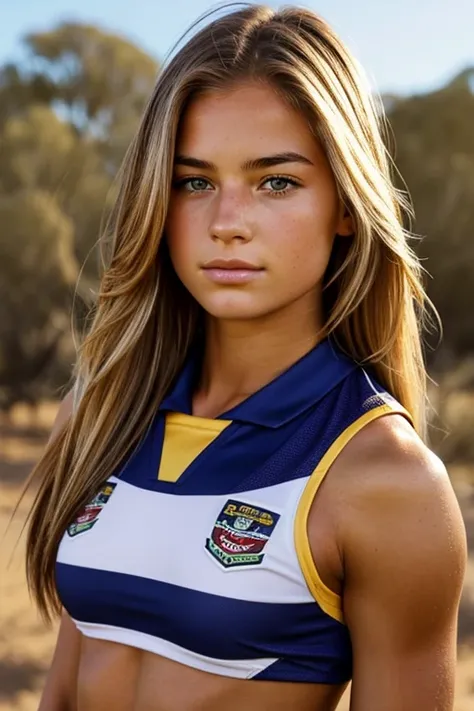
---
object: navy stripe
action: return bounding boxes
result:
[254,654,351,684]
[56,563,351,680]
[117,369,395,496]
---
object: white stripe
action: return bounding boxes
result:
[74,619,277,679]
[362,368,382,396]
[57,476,313,605]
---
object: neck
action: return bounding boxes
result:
[193,300,324,418]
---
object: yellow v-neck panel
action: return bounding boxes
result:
[158,413,232,483]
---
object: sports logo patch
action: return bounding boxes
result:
[205,499,280,569]
[67,483,116,537]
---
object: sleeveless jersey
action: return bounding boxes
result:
[56,339,411,684]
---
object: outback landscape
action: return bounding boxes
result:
[1,396,474,710]
[0,3,473,709]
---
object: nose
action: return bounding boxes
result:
[209,188,253,244]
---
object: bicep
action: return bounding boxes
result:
[38,612,82,711]
[343,455,466,711]
[347,589,458,711]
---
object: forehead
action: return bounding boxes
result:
[176,81,320,159]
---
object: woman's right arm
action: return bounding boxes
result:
[38,611,82,711]
[37,392,82,711]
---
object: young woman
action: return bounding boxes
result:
[26,5,466,711]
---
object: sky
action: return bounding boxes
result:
[1,0,473,96]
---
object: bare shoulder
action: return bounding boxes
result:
[331,412,467,629]
[327,414,468,708]
[334,412,458,512]
[313,414,455,533]
[307,413,466,596]
[332,413,466,550]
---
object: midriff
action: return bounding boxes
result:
[76,637,347,711]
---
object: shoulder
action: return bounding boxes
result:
[310,412,459,527]
[307,416,467,706]
[330,413,466,554]
[332,413,459,525]
[330,413,466,626]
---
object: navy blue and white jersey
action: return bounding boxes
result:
[56,338,411,684]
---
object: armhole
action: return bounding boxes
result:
[294,403,413,624]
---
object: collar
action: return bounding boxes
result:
[159,338,356,429]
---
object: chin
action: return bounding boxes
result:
[200,294,273,321]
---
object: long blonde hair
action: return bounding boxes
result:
[25,3,432,620]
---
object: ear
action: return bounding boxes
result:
[335,205,354,237]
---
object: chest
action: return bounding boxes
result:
[55,400,355,682]
[56,475,317,661]
[58,474,311,595]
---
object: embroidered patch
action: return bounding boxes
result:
[67,483,116,537]
[205,499,280,569]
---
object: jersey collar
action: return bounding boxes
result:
[159,338,356,429]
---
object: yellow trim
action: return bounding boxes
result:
[294,404,412,624]
[158,413,231,482]
[164,412,232,432]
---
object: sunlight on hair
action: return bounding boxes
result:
[23,3,435,620]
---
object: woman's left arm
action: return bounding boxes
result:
[341,428,467,711]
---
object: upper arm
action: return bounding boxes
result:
[38,612,81,711]
[340,420,466,710]
[39,391,80,710]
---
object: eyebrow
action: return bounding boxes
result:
[174,151,314,171]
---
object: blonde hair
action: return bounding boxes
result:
[25,3,432,620]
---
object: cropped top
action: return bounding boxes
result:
[56,338,410,684]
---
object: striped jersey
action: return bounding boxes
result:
[56,338,411,683]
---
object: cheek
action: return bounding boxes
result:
[270,208,336,284]
[276,243,331,293]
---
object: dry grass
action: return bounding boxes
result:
[1,400,474,710]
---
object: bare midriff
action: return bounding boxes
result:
[76,637,347,711]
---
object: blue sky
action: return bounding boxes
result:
[2,0,473,95]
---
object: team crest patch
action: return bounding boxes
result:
[67,483,116,537]
[205,499,280,569]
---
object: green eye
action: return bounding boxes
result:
[268,177,291,191]
[175,177,212,192]
[261,176,300,195]
[188,178,210,191]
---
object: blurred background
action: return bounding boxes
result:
[0,1,473,709]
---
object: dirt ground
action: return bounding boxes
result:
[1,402,474,710]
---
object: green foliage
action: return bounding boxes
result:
[0,190,77,408]
[0,21,473,412]
[387,68,474,358]
[0,105,77,193]
[24,23,157,125]
[0,22,158,410]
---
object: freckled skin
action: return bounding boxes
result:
[69,82,352,711]
[166,82,353,326]
[42,80,465,711]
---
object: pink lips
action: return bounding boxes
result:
[201,259,265,285]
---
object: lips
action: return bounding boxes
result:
[202,259,263,271]
[201,259,265,284]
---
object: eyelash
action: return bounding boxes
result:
[173,175,301,197]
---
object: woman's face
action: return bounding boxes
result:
[166,81,353,323]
